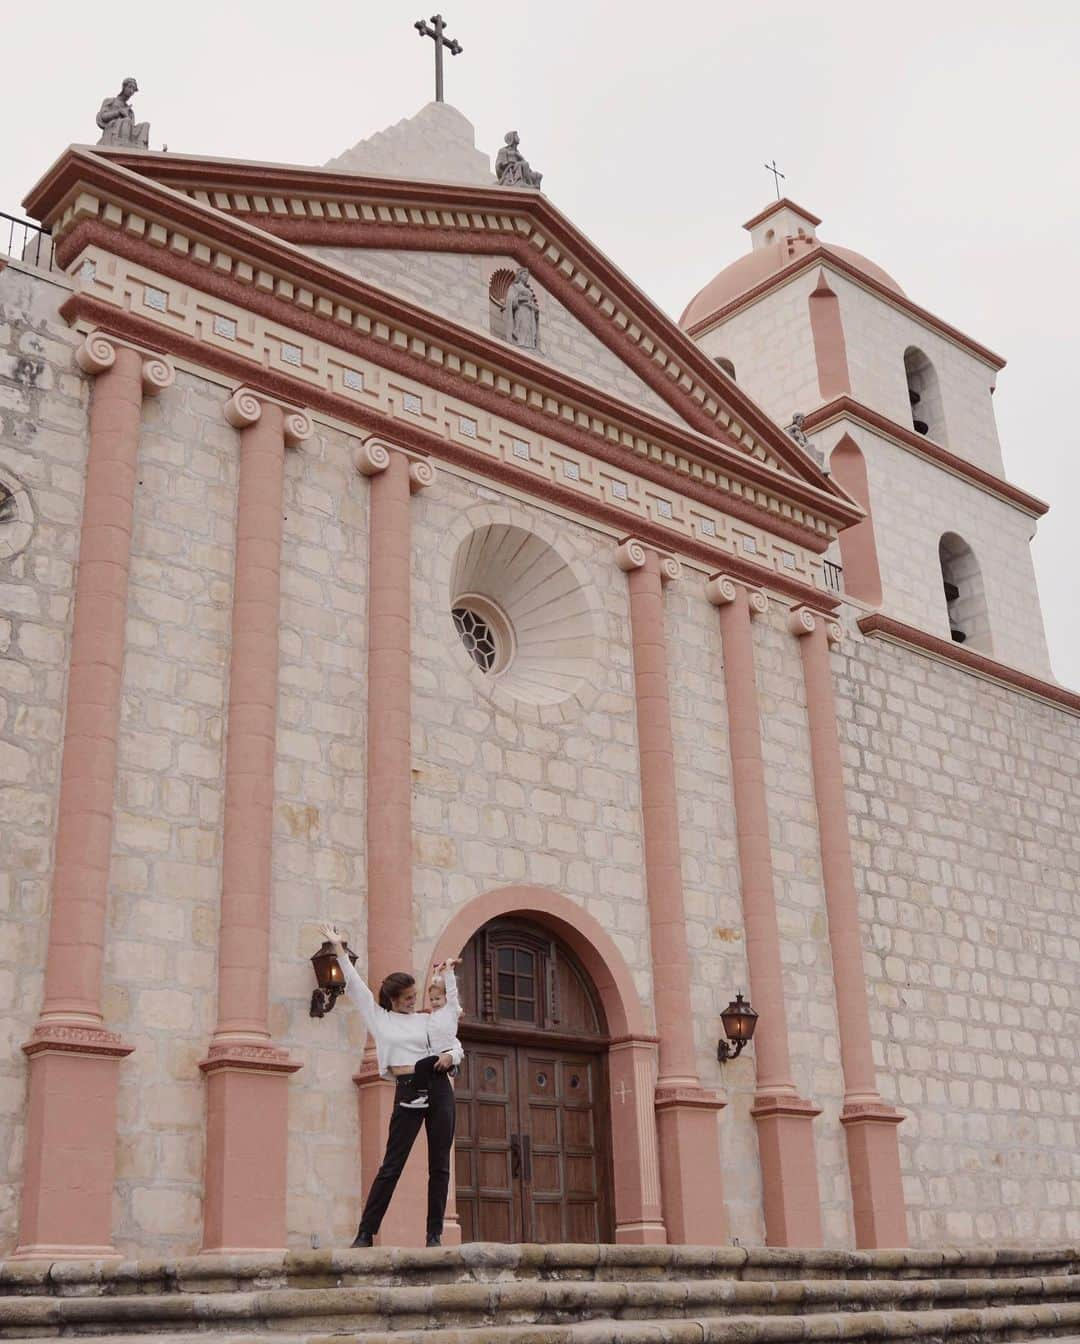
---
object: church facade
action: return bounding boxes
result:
[0,102,1077,1260]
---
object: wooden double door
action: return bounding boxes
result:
[451,920,612,1243]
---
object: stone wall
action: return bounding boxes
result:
[0,263,87,1248]
[835,628,1080,1245]
[694,271,822,427]
[831,272,1005,476]
[1,258,1078,1256]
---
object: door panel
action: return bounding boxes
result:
[454,1046,521,1243]
[515,1047,605,1243]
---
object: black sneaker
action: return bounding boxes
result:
[351,1229,373,1248]
[400,1093,429,1109]
[426,1234,442,1247]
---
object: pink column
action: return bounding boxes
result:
[199,390,308,1253]
[616,538,728,1245]
[352,439,436,1248]
[16,334,173,1259]
[708,576,824,1246]
[789,605,908,1248]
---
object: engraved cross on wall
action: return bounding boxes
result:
[415,13,463,103]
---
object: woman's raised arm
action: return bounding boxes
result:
[319,922,383,1035]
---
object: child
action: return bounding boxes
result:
[397,958,463,1110]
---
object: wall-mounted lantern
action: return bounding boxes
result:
[716,992,758,1062]
[310,939,357,1018]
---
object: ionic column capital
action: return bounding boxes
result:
[705,573,768,617]
[615,538,681,584]
[75,332,175,396]
[352,436,436,490]
[788,603,843,645]
[224,388,312,447]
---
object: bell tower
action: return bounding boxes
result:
[680,203,1053,679]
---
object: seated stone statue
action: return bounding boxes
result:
[97,78,150,149]
[496,132,542,189]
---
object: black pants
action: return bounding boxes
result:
[396,1054,438,1105]
[358,1069,455,1239]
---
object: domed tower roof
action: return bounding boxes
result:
[679,199,904,333]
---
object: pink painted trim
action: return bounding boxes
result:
[624,548,698,1089]
[430,884,648,1038]
[808,270,852,400]
[792,617,881,1103]
[790,612,908,1246]
[802,397,1048,518]
[829,436,883,607]
[365,449,415,982]
[53,229,853,542]
[858,613,1080,715]
[59,293,844,600]
[30,146,846,497]
[683,246,1006,371]
[215,399,288,1039]
[712,580,824,1248]
[713,583,798,1094]
[41,343,145,1022]
[742,199,823,231]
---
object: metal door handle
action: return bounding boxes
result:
[522,1134,532,1182]
[510,1133,521,1179]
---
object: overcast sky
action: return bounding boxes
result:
[5,1,1078,687]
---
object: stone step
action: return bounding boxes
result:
[7,1303,1080,1344]
[4,1244,1078,1298]
[1,1273,1079,1338]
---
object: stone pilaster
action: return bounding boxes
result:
[789,604,907,1248]
[616,538,728,1245]
[16,334,173,1259]
[199,389,308,1254]
[352,439,437,1248]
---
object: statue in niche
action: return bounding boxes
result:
[507,268,540,350]
[496,131,543,189]
[96,78,150,149]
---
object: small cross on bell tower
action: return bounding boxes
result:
[415,14,463,103]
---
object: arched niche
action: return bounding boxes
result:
[938,531,991,652]
[904,346,946,443]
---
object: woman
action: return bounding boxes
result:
[318,923,461,1247]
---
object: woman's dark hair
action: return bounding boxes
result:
[378,971,415,1011]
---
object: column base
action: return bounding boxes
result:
[15,1024,134,1258]
[750,1093,824,1247]
[354,1062,430,1248]
[199,1042,301,1253]
[841,1101,908,1248]
[615,1220,668,1244]
[654,1086,728,1245]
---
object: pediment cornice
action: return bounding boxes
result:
[24,147,861,546]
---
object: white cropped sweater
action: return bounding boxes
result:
[337,955,464,1080]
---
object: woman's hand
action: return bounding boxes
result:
[318,922,344,951]
[433,1051,455,1073]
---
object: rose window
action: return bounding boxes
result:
[452,606,499,673]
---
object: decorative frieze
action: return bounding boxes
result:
[64,247,834,594]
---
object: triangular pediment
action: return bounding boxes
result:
[48,144,850,496]
[302,244,697,432]
[23,142,865,561]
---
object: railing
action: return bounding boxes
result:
[1,211,54,271]
[823,559,844,593]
